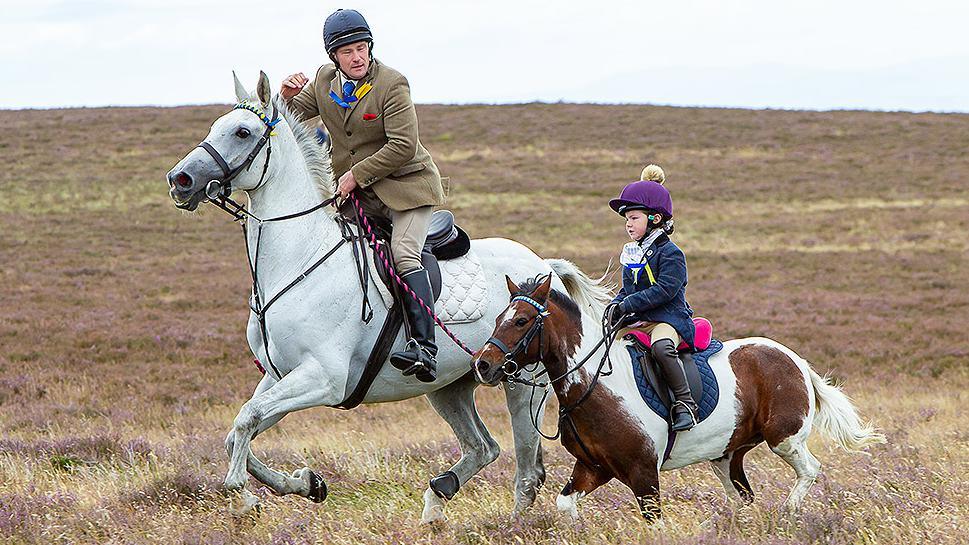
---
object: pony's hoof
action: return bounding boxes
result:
[421,487,447,524]
[555,494,579,520]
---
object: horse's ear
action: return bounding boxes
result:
[232,71,249,102]
[532,274,553,303]
[505,275,519,295]
[257,70,272,107]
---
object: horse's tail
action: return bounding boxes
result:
[808,367,886,453]
[546,258,614,320]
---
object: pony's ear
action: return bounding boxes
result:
[232,70,249,102]
[505,275,519,295]
[532,274,553,303]
[256,70,272,107]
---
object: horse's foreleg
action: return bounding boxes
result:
[223,361,338,502]
[629,463,662,524]
[421,372,501,523]
[555,460,611,520]
[504,379,548,514]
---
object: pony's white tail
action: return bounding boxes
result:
[546,258,614,320]
[809,368,886,453]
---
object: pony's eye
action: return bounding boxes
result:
[235,127,251,138]
[515,318,528,327]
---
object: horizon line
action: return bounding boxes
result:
[2,100,967,116]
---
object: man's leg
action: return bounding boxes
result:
[388,205,437,382]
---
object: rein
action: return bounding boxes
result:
[193,100,376,380]
[488,289,619,464]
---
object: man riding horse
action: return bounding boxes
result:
[279,9,445,382]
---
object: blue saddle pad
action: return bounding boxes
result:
[628,339,723,423]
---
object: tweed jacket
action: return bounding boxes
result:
[286,59,446,211]
[612,234,696,349]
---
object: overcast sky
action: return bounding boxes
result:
[4,0,968,111]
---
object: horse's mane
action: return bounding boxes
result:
[271,95,336,201]
[514,276,583,325]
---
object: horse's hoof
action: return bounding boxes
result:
[229,489,261,517]
[306,469,328,503]
[421,487,447,524]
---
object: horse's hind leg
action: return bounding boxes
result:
[771,434,820,511]
[504,379,548,514]
[711,446,756,504]
[422,372,501,523]
[710,454,741,502]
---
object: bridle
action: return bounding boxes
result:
[184,99,377,380]
[195,100,282,221]
[482,294,549,378]
[480,284,619,464]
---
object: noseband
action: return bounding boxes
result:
[196,100,282,216]
[484,295,549,377]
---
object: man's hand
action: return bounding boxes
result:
[337,170,358,198]
[280,73,309,100]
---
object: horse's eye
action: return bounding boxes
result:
[515,318,528,327]
[235,127,251,138]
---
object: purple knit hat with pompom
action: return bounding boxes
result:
[608,181,673,217]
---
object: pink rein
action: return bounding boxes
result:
[347,192,477,357]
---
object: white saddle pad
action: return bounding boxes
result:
[369,249,488,324]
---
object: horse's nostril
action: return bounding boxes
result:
[478,361,490,373]
[174,172,193,188]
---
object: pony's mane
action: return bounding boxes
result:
[514,276,583,325]
[270,95,336,201]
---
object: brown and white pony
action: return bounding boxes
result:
[472,274,885,521]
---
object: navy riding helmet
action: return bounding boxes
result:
[323,9,373,55]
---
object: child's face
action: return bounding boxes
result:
[624,210,652,240]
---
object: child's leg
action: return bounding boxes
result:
[648,323,680,346]
[617,321,659,341]
[649,323,696,430]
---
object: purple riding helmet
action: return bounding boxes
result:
[608,181,673,217]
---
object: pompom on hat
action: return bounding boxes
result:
[640,164,666,184]
[608,164,673,217]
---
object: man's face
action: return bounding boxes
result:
[335,41,370,80]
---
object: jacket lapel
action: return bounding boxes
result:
[327,71,345,124]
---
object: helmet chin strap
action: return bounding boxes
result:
[637,219,675,245]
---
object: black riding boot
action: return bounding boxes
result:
[390,269,438,383]
[652,338,698,431]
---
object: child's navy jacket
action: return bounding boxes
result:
[612,234,696,349]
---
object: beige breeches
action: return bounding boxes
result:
[342,190,433,275]
[620,321,681,346]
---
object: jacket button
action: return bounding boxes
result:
[346,130,352,137]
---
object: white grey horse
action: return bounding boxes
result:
[165,71,612,521]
